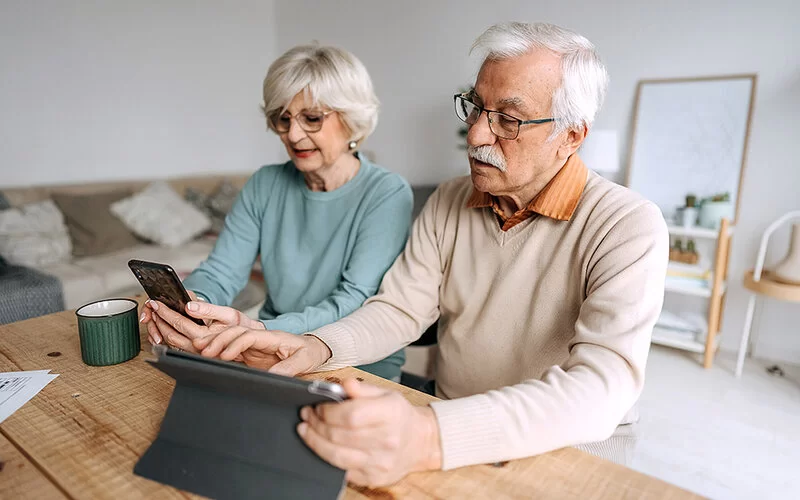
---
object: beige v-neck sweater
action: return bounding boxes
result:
[311,170,669,470]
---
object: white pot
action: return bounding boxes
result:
[681,207,698,228]
[773,223,800,286]
[698,201,734,230]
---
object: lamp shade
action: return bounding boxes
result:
[579,129,619,174]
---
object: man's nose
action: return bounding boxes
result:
[467,110,497,147]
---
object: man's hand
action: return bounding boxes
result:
[298,379,442,486]
[193,328,332,376]
[141,296,265,352]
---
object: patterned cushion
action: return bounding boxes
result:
[0,200,72,267]
[110,182,211,247]
[185,180,240,234]
[0,191,10,211]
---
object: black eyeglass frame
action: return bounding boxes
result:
[453,93,555,140]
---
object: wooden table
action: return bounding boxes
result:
[0,302,701,499]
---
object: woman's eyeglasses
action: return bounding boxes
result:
[268,109,335,133]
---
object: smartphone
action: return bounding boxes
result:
[128,259,204,325]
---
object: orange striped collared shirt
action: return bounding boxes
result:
[466,154,589,231]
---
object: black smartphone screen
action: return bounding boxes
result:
[128,259,204,325]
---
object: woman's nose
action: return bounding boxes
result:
[287,118,307,142]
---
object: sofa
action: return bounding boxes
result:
[0,174,252,312]
[0,175,439,379]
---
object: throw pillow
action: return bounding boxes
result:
[0,191,10,211]
[184,180,241,234]
[0,200,72,267]
[110,181,211,247]
[52,190,141,257]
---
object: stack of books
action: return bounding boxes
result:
[666,262,712,289]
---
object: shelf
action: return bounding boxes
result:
[651,326,719,353]
[664,278,725,298]
[666,224,734,239]
[744,270,800,303]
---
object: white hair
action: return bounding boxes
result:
[471,22,608,137]
[262,43,379,142]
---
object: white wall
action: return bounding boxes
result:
[0,0,282,187]
[1,1,798,364]
[274,0,800,363]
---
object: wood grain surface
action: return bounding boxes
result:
[0,303,702,499]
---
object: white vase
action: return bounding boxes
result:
[681,207,698,228]
[773,223,800,286]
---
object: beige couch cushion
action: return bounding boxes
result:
[42,237,216,310]
[51,190,140,257]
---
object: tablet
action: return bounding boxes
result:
[134,346,348,500]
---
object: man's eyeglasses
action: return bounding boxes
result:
[268,109,335,133]
[454,93,554,140]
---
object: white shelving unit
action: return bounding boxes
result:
[653,219,733,368]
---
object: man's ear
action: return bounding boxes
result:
[557,125,588,160]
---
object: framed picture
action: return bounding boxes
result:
[625,74,757,224]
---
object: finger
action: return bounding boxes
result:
[143,317,163,344]
[341,378,390,400]
[198,326,249,358]
[185,301,244,326]
[297,421,368,471]
[268,350,314,377]
[315,396,397,429]
[152,301,208,340]
[148,334,160,346]
[152,312,197,352]
[193,331,220,351]
[139,308,152,324]
[302,405,377,449]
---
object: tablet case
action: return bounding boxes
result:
[134,347,347,499]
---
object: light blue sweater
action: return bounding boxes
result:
[183,154,412,380]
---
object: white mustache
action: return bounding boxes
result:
[468,145,507,172]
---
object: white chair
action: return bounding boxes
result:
[738,211,800,377]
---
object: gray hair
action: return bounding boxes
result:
[471,22,608,137]
[262,43,379,142]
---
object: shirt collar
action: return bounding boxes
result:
[466,153,588,222]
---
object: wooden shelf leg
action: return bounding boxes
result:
[704,218,730,369]
[736,295,758,378]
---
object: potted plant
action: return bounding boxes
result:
[699,192,734,229]
[681,193,699,228]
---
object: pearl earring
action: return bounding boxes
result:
[348,141,357,150]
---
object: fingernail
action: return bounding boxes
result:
[297,422,307,437]
[300,407,310,420]
[187,302,199,311]
[139,312,146,323]
[150,301,159,311]
[153,335,161,345]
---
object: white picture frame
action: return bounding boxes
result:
[625,74,757,224]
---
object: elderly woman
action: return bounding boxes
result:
[142,43,411,381]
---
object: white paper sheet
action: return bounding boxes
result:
[0,370,58,424]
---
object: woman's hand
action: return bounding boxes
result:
[193,328,332,376]
[141,294,264,352]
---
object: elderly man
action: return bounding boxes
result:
[151,21,668,486]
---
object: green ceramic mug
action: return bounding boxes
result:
[76,298,141,366]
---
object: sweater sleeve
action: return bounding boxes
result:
[264,177,414,334]
[308,184,445,368]
[428,201,669,469]
[182,170,266,306]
